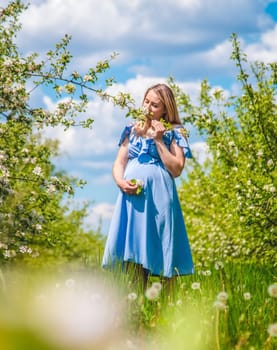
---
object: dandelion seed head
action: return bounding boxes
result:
[268,284,277,298]
[243,292,251,300]
[214,261,224,270]
[145,286,160,300]
[216,291,228,302]
[213,300,227,311]
[191,282,201,290]
[127,292,138,301]
[151,282,162,291]
[65,278,75,288]
[268,323,277,337]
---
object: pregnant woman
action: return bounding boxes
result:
[102,83,194,293]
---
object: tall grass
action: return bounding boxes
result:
[0,261,276,349]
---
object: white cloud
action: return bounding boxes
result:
[245,24,277,62]
[190,142,211,165]
[82,161,112,170]
[84,202,115,234]
[14,0,275,75]
[201,39,233,68]
[90,203,114,219]
[42,96,126,157]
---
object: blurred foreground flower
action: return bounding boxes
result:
[0,272,124,349]
[31,276,122,348]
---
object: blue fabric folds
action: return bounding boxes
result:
[102,124,194,277]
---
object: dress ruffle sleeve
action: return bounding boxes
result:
[118,125,133,146]
[173,127,193,159]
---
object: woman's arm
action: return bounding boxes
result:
[155,139,185,177]
[151,120,185,177]
[112,138,139,194]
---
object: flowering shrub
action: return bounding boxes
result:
[0,1,134,266]
[173,34,276,267]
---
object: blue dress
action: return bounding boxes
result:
[102,124,194,277]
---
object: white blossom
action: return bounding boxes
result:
[83,74,91,82]
[46,184,56,194]
[32,166,43,176]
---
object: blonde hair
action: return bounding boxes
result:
[143,83,181,124]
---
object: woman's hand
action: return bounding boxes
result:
[117,179,139,195]
[151,120,166,140]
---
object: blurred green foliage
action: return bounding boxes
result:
[171,33,276,266]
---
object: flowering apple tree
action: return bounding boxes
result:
[173,34,276,266]
[0,1,134,265]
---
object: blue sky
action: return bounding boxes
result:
[4,0,277,234]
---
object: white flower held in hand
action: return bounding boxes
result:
[130,179,144,195]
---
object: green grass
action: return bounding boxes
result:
[0,261,276,349]
[120,262,276,349]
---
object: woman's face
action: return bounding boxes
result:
[143,90,165,120]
